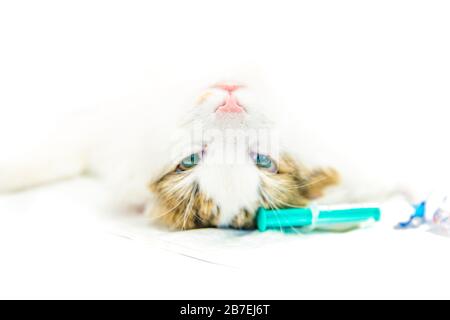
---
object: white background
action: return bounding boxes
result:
[1,1,450,299]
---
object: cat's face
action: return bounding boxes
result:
[150,81,338,230]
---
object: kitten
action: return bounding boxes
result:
[0,75,340,230]
[0,73,448,230]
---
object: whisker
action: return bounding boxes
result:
[148,197,187,221]
[181,191,196,230]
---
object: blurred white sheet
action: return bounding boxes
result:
[0,178,449,299]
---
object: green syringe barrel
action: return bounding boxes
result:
[256,206,381,232]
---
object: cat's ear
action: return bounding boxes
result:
[277,154,340,201]
[300,167,340,200]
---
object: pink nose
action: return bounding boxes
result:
[215,84,241,93]
[216,95,244,113]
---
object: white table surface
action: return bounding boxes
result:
[1,178,449,299]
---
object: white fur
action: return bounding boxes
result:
[1,69,450,221]
[1,1,450,221]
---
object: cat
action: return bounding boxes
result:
[0,71,341,230]
[2,1,450,231]
[1,70,449,230]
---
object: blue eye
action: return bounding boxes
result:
[253,154,277,172]
[178,153,201,171]
[255,154,272,168]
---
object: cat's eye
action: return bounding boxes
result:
[177,153,201,172]
[253,153,277,173]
